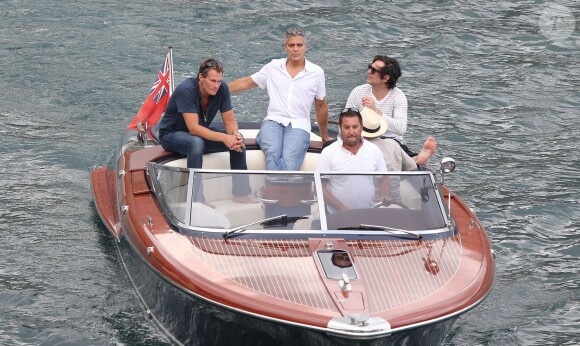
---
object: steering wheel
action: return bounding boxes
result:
[372,199,409,209]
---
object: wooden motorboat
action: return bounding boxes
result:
[90,120,495,345]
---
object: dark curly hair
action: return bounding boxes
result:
[373,55,401,89]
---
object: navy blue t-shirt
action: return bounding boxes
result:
[158,77,233,138]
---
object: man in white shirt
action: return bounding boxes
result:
[316,109,390,213]
[345,55,416,157]
[229,27,331,170]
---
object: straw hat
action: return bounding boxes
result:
[360,107,388,138]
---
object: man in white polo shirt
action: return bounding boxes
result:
[228,27,331,170]
[316,108,390,213]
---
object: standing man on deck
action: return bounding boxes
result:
[228,27,332,171]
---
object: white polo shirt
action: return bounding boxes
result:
[316,139,387,211]
[251,58,326,133]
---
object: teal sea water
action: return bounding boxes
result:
[0,1,578,344]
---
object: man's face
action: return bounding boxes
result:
[332,252,352,268]
[284,36,307,63]
[367,60,388,86]
[340,116,363,148]
[198,69,223,96]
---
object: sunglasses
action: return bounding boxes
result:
[201,60,223,73]
[368,63,382,74]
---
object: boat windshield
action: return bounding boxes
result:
[148,164,451,238]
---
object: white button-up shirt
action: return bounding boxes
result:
[251,58,326,133]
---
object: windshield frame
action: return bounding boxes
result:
[147,163,455,240]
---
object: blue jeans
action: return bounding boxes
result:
[256,120,310,171]
[159,130,251,198]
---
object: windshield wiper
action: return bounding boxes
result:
[338,224,422,240]
[223,214,307,239]
[360,224,423,239]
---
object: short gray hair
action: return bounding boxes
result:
[284,27,307,44]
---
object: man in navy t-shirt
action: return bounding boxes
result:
[158,58,253,203]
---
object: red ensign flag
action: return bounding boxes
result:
[127,50,173,134]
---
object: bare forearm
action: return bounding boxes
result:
[379,177,392,199]
[322,185,349,212]
[222,112,239,135]
[183,113,226,142]
[315,100,331,141]
[188,124,227,142]
[222,111,244,151]
[227,76,257,94]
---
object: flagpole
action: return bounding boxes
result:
[168,45,175,95]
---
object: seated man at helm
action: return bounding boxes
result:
[316,108,390,213]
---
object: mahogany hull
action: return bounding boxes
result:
[114,233,458,345]
[90,129,494,345]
